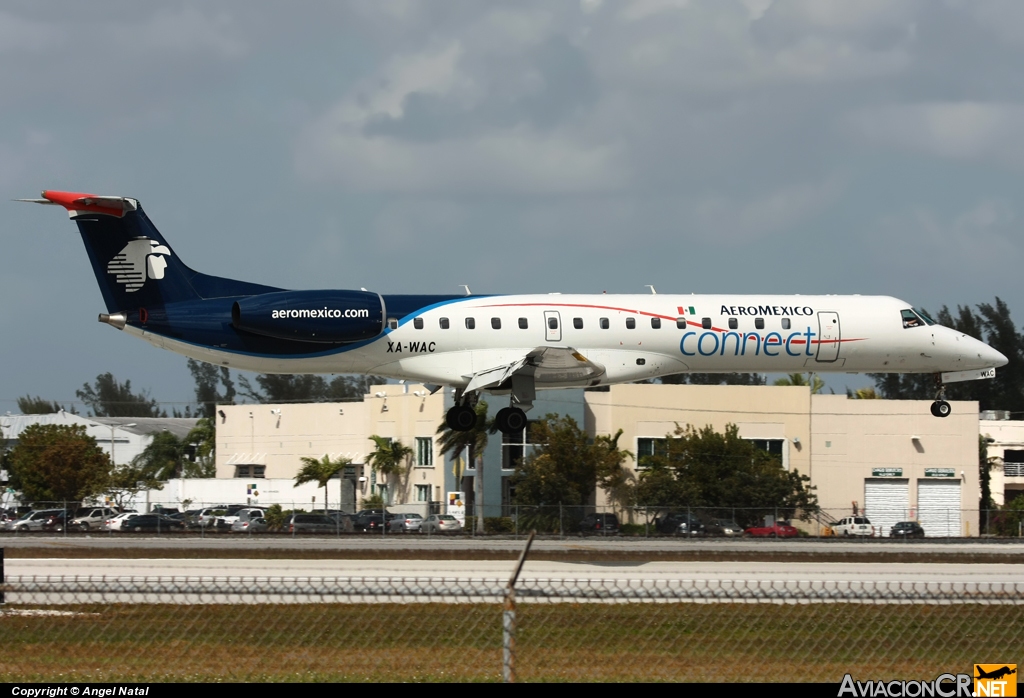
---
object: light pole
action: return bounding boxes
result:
[109,422,137,466]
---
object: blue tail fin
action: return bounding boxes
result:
[28,190,278,312]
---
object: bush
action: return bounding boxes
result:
[618,523,647,536]
[484,517,515,534]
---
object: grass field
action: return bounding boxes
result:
[1,602,1020,682]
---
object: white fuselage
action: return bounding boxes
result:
[127,294,1006,388]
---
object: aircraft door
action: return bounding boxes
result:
[816,311,841,362]
[544,310,562,342]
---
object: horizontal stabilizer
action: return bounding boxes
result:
[18,190,137,218]
[941,368,996,384]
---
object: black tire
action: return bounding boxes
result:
[768,532,777,539]
[132,526,141,532]
[935,400,951,418]
[495,407,511,433]
[505,407,528,434]
[450,405,477,432]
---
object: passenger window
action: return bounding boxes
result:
[728,318,737,330]
[754,318,764,330]
[677,318,686,329]
[626,317,636,329]
[600,318,609,330]
[413,318,424,330]
[518,318,528,330]
[781,318,791,330]
[388,317,398,330]
[901,309,924,328]
[466,318,476,330]
[651,317,661,329]
[548,317,558,330]
[573,318,583,330]
[701,317,712,330]
[440,317,449,330]
[491,318,501,330]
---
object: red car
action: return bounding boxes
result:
[744,522,799,538]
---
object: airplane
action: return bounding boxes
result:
[21,190,1008,435]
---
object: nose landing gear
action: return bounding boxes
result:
[930,375,951,418]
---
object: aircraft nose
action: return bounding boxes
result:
[970,337,1008,368]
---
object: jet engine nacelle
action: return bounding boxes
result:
[232,290,385,343]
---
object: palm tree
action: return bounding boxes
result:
[366,435,413,505]
[774,372,826,394]
[436,400,491,533]
[294,454,351,512]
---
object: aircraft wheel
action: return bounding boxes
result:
[504,407,528,434]
[931,400,951,418]
[447,405,477,432]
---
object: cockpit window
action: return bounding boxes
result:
[901,309,925,329]
[912,307,936,325]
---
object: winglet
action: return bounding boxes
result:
[17,190,137,218]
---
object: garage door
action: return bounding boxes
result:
[864,479,909,537]
[918,480,961,538]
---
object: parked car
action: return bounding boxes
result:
[744,521,799,538]
[579,513,619,535]
[7,509,65,532]
[705,519,744,537]
[69,507,119,531]
[833,516,875,537]
[327,513,356,532]
[196,507,230,528]
[231,517,268,534]
[119,515,186,533]
[41,511,70,533]
[284,513,341,534]
[653,511,705,536]
[421,514,462,533]
[890,521,925,539]
[356,514,387,532]
[388,513,424,533]
[104,512,140,531]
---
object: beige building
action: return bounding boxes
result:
[586,385,980,537]
[979,417,1024,507]
[215,384,446,511]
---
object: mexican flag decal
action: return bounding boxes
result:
[677,306,696,316]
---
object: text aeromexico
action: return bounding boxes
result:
[270,308,371,320]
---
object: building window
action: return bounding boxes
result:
[754,318,765,330]
[626,317,636,329]
[573,318,583,330]
[636,438,668,468]
[728,318,738,330]
[518,318,528,329]
[600,318,610,329]
[651,317,661,329]
[440,317,449,329]
[413,318,423,330]
[416,437,433,467]
[234,465,265,478]
[466,317,476,329]
[744,438,788,470]
[502,421,537,470]
[491,317,501,330]
[415,484,431,502]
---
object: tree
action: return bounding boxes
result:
[365,436,413,505]
[512,416,633,508]
[7,424,111,503]
[132,431,183,481]
[632,423,817,526]
[979,435,997,527]
[436,400,491,533]
[238,373,387,403]
[187,359,236,419]
[16,396,67,414]
[294,454,351,512]
[106,461,164,510]
[773,373,826,394]
[76,373,164,417]
[182,417,217,477]
[846,387,879,400]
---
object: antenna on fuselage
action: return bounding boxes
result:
[460,285,471,296]
[645,285,657,294]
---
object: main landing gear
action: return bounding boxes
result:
[930,375,951,418]
[444,390,530,434]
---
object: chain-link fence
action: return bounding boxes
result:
[3,502,1023,538]
[1,575,1022,682]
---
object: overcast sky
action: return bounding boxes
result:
[4,0,1024,412]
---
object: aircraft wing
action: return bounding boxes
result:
[464,347,605,393]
